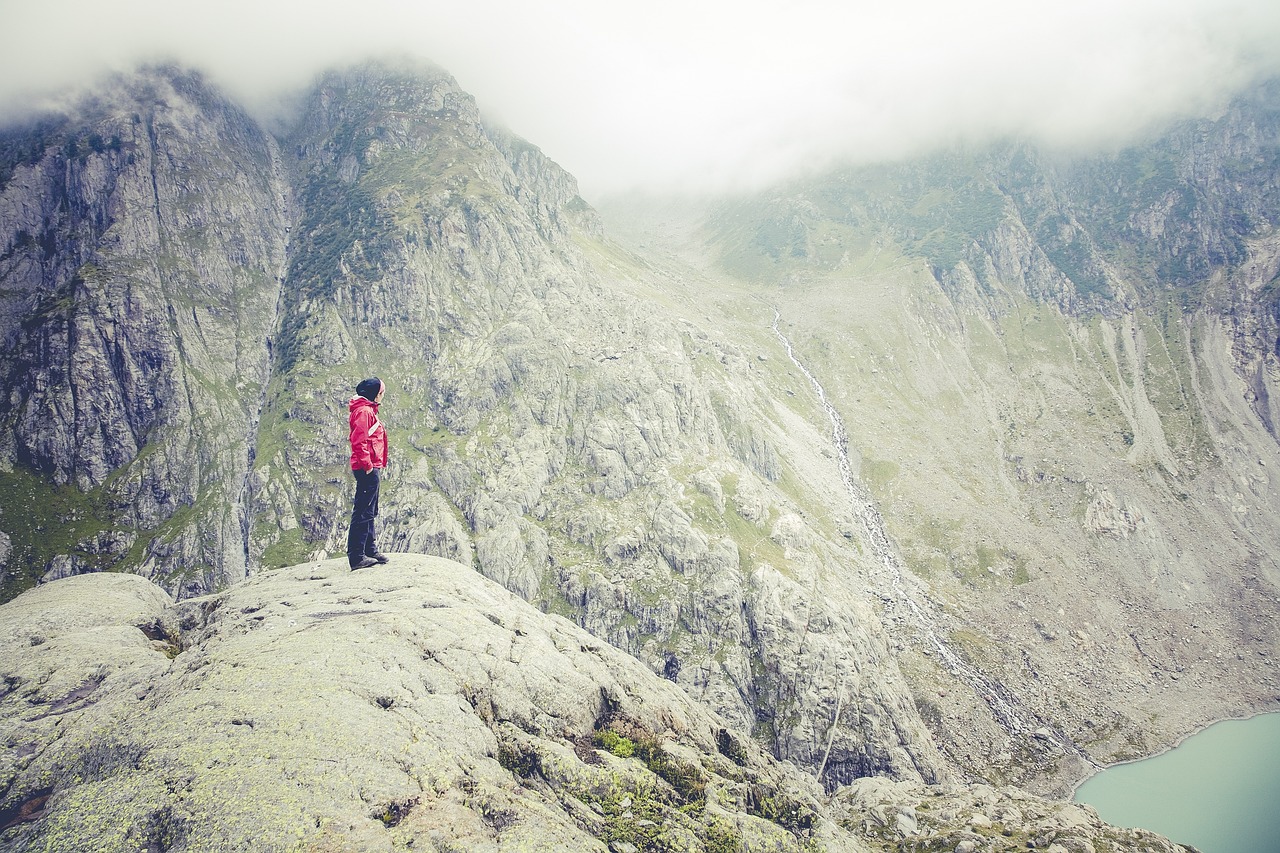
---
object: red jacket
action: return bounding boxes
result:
[349,397,388,470]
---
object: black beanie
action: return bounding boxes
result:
[355,377,383,401]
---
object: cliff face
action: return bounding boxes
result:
[0,68,289,594]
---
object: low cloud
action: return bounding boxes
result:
[3,0,1279,198]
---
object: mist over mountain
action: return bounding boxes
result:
[5,0,1280,195]
[0,56,1277,850]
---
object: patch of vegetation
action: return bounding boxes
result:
[496,740,541,778]
[575,733,762,853]
[259,528,313,570]
[974,544,1002,572]
[703,818,744,853]
[593,783,679,851]
[859,457,900,497]
[592,723,706,808]
[593,728,636,758]
[745,785,816,834]
[0,467,125,603]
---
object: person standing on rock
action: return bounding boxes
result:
[347,377,390,570]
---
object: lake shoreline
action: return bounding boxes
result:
[1068,709,1280,853]
[1068,706,1280,799]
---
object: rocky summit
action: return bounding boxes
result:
[0,54,1277,851]
[0,560,1192,852]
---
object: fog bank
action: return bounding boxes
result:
[3,0,1279,197]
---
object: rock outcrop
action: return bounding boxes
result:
[834,777,1194,853]
[0,561,1191,852]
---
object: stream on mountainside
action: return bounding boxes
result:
[768,309,1093,772]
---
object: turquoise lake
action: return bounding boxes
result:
[1073,712,1280,853]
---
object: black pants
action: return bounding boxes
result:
[346,467,381,565]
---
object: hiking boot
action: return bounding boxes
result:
[350,556,378,570]
[367,552,390,564]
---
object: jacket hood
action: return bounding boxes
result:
[349,396,378,413]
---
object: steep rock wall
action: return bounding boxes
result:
[0,68,288,596]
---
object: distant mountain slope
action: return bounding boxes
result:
[0,67,289,595]
[602,76,1280,787]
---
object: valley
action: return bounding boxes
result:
[0,61,1278,850]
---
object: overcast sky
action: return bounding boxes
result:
[2,0,1279,198]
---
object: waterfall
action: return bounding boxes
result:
[769,310,1089,758]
